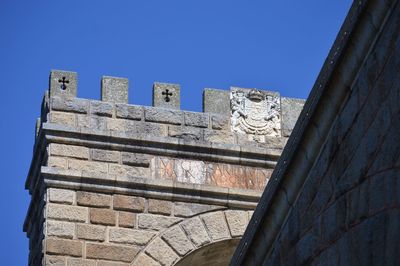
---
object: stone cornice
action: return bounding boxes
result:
[41,166,261,209]
[25,122,281,194]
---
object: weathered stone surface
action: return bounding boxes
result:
[121,153,151,167]
[116,104,142,120]
[82,170,115,182]
[234,133,263,145]
[211,114,230,130]
[134,254,160,266]
[113,195,145,212]
[124,121,167,136]
[230,87,281,137]
[97,261,130,266]
[47,157,68,169]
[67,258,96,266]
[48,188,74,205]
[90,208,116,225]
[44,256,65,266]
[75,114,90,129]
[168,126,203,141]
[145,107,182,125]
[76,191,111,207]
[184,111,209,128]
[207,163,270,190]
[225,210,248,237]
[49,112,76,127]
[148,199,172,215]
[46,220,75,239]
[76,224,106,241]
[51,97,88,114]
[77,115,107,131]
[91,149,120,163]
[46,238,82,257]
[101,76,129,104]
[156,157,268,190]
[181,217,211,247]
[118,211,136,228]
[145,238,179,266]
[50,144,89,160]
[47,204,87,222]
[68,159,108,174]
[247,210,254,220]
[202,212,230,241]
[90,100,113,117]
[49,70,77,99]
[156,157,206,184]
[107,118,127,131]
[86,243,138,262]
[203,129,235,144]
[109,228,155,245]
[153,82,180,110]
[162,226,194,256]
[174,202,224,218]
[255,136,288,149]
[281,97,305,137]
[138,214,182,231]
[175,237,242,265]
[89,117,108,132]
[203,88,230,115]
[109,164,150,177]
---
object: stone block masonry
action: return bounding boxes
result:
[153,82,180,110]
[24,71,304,265]
[101,76,128,104]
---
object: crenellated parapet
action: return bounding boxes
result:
[24,70,305,265]
[38,70,304,142]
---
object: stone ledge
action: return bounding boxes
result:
[50,97,88,114]
[19,123,278,192]
[41,122,280,162]
[40,166,261,209]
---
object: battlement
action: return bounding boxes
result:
[28,69,306,197]
[30,70,306,190]
[39,70,304,140]
[24,70,305,265]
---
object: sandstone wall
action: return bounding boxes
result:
[42,188,253,266]
[24,73,303,265]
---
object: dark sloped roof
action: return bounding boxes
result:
[230,0,398,264]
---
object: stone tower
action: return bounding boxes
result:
[23,72,304,265]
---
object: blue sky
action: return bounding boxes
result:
[0,1,351,264]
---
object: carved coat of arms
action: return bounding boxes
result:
[230,88,281,137]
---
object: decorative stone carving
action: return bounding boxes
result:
[155,157,271,190]
[230,87,281,137]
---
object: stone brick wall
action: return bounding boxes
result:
[24,68,303,264]
[45,92,291,149]
[232,1,400,265]
[43,188,253,265]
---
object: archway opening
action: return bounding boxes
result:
[175,238,241,266]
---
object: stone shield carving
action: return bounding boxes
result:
[230,88,281,137]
